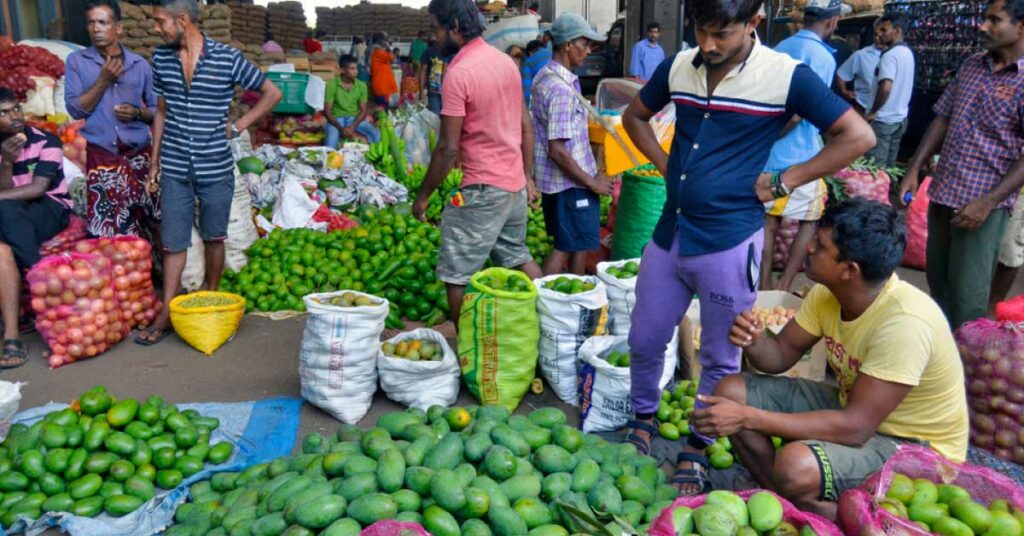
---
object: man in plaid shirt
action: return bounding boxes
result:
[901,0,1024,329]
[531,13,614,275]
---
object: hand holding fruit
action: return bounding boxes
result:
[1,132,26,163]
[692,395,749,438]
[729,310,765,348]
[113,103,139,123]
[146,161,160,194]
[412,193,430,222]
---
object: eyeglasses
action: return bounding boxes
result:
[0,104,22,118]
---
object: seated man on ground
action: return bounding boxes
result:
[693,198,968,519]
[324,54,381,146]
[0,88,73,367]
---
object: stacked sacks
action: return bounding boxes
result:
[315,4,430,39]
[199,4,232,46]
[267,1,306,52]
[228,2,267,49]
[119,3,165,61]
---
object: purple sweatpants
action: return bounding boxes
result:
[628,229,763,445]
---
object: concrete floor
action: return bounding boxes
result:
[7,266,1020,446]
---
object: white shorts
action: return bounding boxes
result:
[764,178,827,221]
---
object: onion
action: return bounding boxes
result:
[968,379,988,396]
[975,414,996,434]
[973,433,995,449]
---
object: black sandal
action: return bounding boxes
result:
[671,452,713,496]
[0,339,29,369]
[624,419,658,456]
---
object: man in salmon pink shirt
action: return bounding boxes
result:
[414,0,543,323]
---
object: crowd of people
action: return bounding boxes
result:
[0,0,1021,521]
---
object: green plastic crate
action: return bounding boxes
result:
[267,72,313,115]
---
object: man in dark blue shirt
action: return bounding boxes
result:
[619,0,874,496]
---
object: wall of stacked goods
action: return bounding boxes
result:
[267,1,307,52]
[315,3,430,39]
[228,2,268,65]
[119,3,232,60]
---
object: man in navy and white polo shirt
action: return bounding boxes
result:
[138,0,281,345]
[619,0,875,496]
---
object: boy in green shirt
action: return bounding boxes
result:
[324,55,380,147]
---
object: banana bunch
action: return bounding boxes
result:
[425,168,464,222]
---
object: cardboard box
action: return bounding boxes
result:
[679,290,828,382]
[286,56,310,71]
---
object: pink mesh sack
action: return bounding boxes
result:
[27,253,129,368]
[837,445,1024,536]
[955,318,1024,464]
[901,177,930,270]
[649,488,842,536]
[71,237,161,329]
[835,167,892,205]
[359,520,430,535]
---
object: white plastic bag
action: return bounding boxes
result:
[0,381,23,441]
[225,171,258,271]
[272,176,320,229]
[577,334,678,433]
[394,105,439,167]
[596,259,640,336]
[299,291,387,424]
[378,328,460,410]
[22,76,56,117]
[483,14,540,52]
[181,225,206,292]
[534,274,609,405]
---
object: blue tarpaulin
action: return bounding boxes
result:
[1,397,302,536]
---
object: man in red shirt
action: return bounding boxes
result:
[303,31,324,55]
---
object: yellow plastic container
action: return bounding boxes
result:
[169,291,246,355]
[589,120,674,176]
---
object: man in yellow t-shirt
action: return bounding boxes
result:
[692,199,968,520]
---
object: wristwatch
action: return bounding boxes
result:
[229,124,240,139]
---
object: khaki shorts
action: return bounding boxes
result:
[437,184,533,285]
[744,373,912,501]
[999,196,1024,268]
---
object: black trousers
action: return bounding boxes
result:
[0,197,69,270]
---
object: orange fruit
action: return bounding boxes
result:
[444,407,472,431]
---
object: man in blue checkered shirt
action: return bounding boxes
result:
[531,13,614,275]
[137,0,281,345]
[900,0,1024,330]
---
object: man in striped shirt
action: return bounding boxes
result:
[0,88,72,367]
[138,0,280,345]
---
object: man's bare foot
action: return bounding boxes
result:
[672,446,711,496]
[136,311,172,346]
[624,417,657,456]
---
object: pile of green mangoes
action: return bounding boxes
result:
[605,261,639,280]
[381,339,444,362]
[880,472,1023,535]
[222,207,449,329]
[0,386,233,528]
[664,490,819,535]
[542,277,597,295]
[166,405,681,535]
[474,274,534,294]
[312,293,377,309]
[526,209,554,262]
[604,351,631,368]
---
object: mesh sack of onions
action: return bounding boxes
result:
[71,237,160,329]
[27,253,129,368]
[955,318,1024,464]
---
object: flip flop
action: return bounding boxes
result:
[135,329,172,347]
[0,339,29,369]
[624,418,658,456]
[671,452,713,496]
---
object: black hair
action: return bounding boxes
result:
[525,39,544,54]
[647,22,661,31]
[352,37,363,44]
[992,0,1024,22]
[0,87,15,104]
[819,198,906,285]
[338,54,357,68]
[266,32,274,41]
[428,0,484,40]
[315,30,325,39]
[159,0,198,23]
[691,0,764,28]
[85,0,121,21]
[879,13,908,34]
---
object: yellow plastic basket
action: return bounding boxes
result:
[169,291,246,355]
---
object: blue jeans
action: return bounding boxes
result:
[325,117,381,147]
[427,92,442,115]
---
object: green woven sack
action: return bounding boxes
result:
[458,268,539,412]
[610,167,666,260]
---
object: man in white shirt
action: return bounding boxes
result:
[864,14,915,167]
[835,18,886,113]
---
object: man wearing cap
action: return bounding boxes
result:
[760,0,842,291]
[864,13,914,167]
[619,0,874,496]
[531,13,615,275]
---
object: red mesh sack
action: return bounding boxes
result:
[996,295,1024,323]
[359,520,429,535]
[38,215,88,256]
[649,489,842,536]
[835,167,892,205]
[837,445,1024,535]
[901,177,931,270]
[955,318,1024,464]
[27,253,128,368]
[71,237,161,329]
[772,217,801,271]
